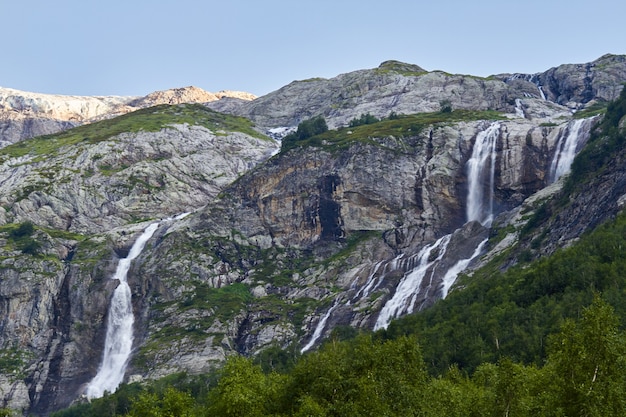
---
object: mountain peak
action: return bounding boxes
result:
[377,60,426,74]
[129,86,256,108]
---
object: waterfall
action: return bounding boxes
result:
[466,122,500,226]
[353,261,385,301]
[514,99,525,118]
[85,222,159,399]
[86,212,189,399]
[301,299,340,353]
[549,118,587,183]
[537,85,547,100]
[373,235,451,330]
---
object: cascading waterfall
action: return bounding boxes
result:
[372,122,500,331]
[85,223,159,399]
[353,261,385,301]
[373,235,451,330]
[529,74,547,100]
[549,118,587,183]
[86,213,189,399]
[306,122,501,340]
[466,122,500,226]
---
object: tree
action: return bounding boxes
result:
[287,335,427,416]
[10,221,34,238]
[348,113,379,127]
[127,388,195,417]
[206,356,274,417]
[543,297,626,416]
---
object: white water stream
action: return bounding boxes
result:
[373,235,451,330]
[86,213,189,399]
[301,300,340,353]
[529,74,547,100]
[466,122,500,226]
[549,118,587,183]
[440,239,488,298]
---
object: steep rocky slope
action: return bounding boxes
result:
[0,104,277,234]
[0,55,624,415]
[0,86,256,148]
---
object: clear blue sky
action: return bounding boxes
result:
[2,0,625,97]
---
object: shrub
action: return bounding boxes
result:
[281,116,328,152]
[10,221,34,238]
[439,99,453,113]
[348,113,380,127]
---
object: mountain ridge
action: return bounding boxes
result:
[0,86,256,148]
[207,53,626,132]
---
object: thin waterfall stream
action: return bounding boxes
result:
[86,213,189,399]
[301,300,340,353]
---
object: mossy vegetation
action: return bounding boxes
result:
[375,60,427,76]
[0,347,29,378]
[181,282,253,322]
[1,221,41,255]
[573,100,609,119]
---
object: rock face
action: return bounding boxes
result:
[0,55,625,415]
[128,86,256,108]
[208,64,516,131]
[0,86,256,147]
[496,54,626,110]
[504,113,626,261]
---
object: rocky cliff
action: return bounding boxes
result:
[0,55,625,415]
[0,107,276,234]
[496,53,626,109]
